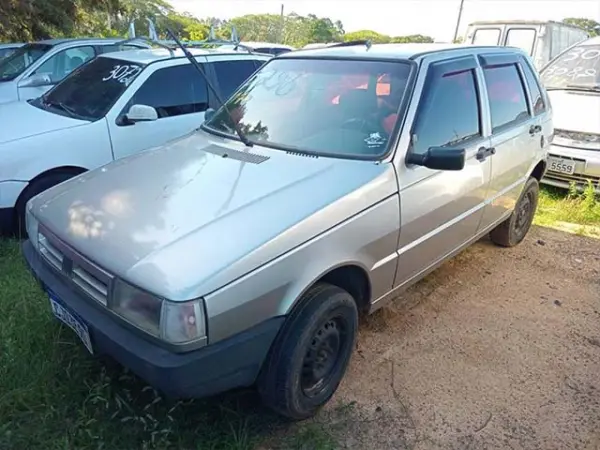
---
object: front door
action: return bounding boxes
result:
[477,53,543,230]
[394,55,493,287]
[108,63,209,160]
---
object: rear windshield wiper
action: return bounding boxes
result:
[164,27,253,148]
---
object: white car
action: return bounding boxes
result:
[0,38,150,105]
[0,43,24,60]
[0,46,269,234]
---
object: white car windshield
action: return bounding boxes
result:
[203,58,413,158]
[541,43,600,90]
[33,56,145,121]
[0,43,52,81]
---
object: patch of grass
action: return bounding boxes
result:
[283,424,338,450]
[534,182,600,237]
[0,239,286,450]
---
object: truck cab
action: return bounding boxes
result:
[465,20,589,70]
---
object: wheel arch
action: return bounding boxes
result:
[15,165,88,210]
[530,159,547,182]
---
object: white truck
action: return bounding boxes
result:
[465,20,589,70]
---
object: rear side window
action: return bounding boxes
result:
[211,60,260,99]
[473,28,501,45]
[128,64,208,118]
[520,59,546,116]
[482,64,529,133]
[411,69,481,155]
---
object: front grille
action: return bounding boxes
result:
[544,171,600,187]
[38,224,113,306]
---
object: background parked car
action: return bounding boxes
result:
[0,38,150,105]
[218,41,295,55]
[0,45,270,235]
[0,43,25,60]
[465,20,589,70]
[539,35,600,193]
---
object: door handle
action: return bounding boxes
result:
[476,146,496,162]
[529,124,542,135]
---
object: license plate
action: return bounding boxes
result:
[48,291,93,354]
[548,157,577,175]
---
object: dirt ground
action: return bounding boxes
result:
[272,226,600,450]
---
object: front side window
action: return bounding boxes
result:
[472,28,501,46]
[34,57,145,121]
[0,43,52,81]
[505,28,537,55]
[203,58,413,158]
[483,64,530,133]
[410,68,481,155]
[541,43,600,90]
[210,60,261,100]
[34,46,96,82]
[127,64,209,118]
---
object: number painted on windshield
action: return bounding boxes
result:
[102,64,142,86]
[562,48,600,62]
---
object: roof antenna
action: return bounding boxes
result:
[127,21,136,39]
[164,26,254,147]
[147,18,158,41]
[365,40,372,50]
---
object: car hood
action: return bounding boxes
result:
[32,131,393,300]
[548,89,600,134]
[0,100,87,145]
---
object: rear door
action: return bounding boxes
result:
[393,54,493,287]
[107,61,210,160]
[477,52,543,230]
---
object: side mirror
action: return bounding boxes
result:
[124,104,158,124]
[19,73,53,88]
[204,107,216,122]
[406,147,466,171]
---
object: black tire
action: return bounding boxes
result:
[14,172,78,238]
[258,283,359,420]
[490,176,539,248]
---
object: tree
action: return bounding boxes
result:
[563,17,600,37]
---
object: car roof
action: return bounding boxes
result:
[35,38,129,46]
[580,36,600,45]
[101,46,271,65]
[280,42,527,61]
[241,41,295,50]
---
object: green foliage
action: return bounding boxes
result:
[563,17,600,37]
[345,30,434,44]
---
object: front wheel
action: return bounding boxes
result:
[258,283,358,420]
[490,176,539,247]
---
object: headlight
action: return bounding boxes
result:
[112,279,206,345]
[25,200,39,250]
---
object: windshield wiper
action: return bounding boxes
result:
[565,84,600,92]
[43,98,78,117]
[164,27,253,147]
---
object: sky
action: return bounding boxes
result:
[169,0,600,42]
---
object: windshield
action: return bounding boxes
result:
[34,56,144,121]
[203,58,413,158]
[541,43,600,90]
[0,43,52,81]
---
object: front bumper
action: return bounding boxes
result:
[22,239,284,399]
[542,144,600,193]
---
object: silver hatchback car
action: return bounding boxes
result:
[23,42,552,419]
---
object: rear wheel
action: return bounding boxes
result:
[490,176,539,247]
[258,283,358,420]
[14,172,79,237]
